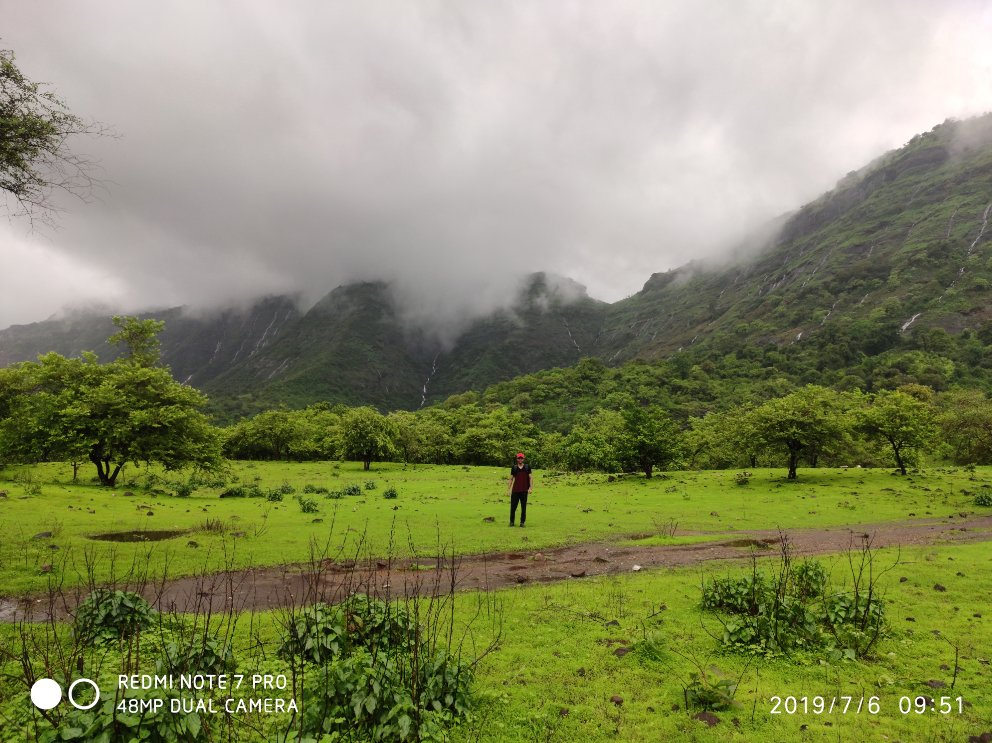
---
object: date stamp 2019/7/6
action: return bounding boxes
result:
[769,695,965,716]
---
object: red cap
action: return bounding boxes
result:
[516,452,525,459]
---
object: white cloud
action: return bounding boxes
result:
[0,224,127,326]
[1,0,991,331]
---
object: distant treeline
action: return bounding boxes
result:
[4,316,992,482]
[221,383,992,478]
[220,315,992,475]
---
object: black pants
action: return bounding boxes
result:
[510,491,528,525]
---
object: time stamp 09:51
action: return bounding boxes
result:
[769,695,966,716]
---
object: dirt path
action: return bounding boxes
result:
[4,514,991,621]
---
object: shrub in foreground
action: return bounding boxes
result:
[701,557,885,659]
[280,595,473,742]
[74,589,156,644]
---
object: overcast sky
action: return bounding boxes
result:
[2,0,991,331]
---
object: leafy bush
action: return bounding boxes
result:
[186,471,229,489]
[733,471,751,486]
[297,496,319,513]
[40,695,205,742]
[383,486,399,500]
[219,483,263,498]
[701,558,885,659]
[364,480,377,490]
[279,482,296,495]
[301,647,471,742]
[303,483,330,494]
[174,481,196,498]
[266,490,284,502]
[280,596,473,742]
[683,668,738,711]
[792,559,828,600]
[974,491,992,507]
[342,483,362,496]
[278,603,347,665]
[633,631,667,662]
[278,595,416,665]
[157,635,235,676]
[74,589,156,644]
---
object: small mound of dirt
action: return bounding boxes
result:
[88,529,188,543]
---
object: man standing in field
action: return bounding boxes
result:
[508,452,532,527]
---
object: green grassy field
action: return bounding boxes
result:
[447,541,992,742]
[1,462,990,741]
[2,542,988,741]
[0,461,983,596]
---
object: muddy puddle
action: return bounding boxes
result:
[88,529,189,542]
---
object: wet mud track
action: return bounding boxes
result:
[4,513,991,621]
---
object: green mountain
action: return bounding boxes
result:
[0,297,301,391]
[198,274,608,419]
[599,115,992,365]
[0,274,607,419]
[3,115,992,418]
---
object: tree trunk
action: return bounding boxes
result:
[363,457,371,471]
[787,448,799,480]
[643,461,653,479]
[892,443,906,475]
[89,450,123,486]
[89,451,109,485]
[107,463,124,487]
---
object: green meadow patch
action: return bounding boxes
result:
[0,463,987,595]
[449,541,992,742]
[1,540,987,741]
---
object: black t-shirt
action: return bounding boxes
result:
[510,463,531,492]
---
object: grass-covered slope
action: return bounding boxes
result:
[599,115,992,364]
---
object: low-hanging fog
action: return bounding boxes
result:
[1,0,991,333]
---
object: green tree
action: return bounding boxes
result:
[748,386,848,479]
[108,315,165,367]
[563,408,627,472]
[413,410,457,465]
[1,48,106,222]
[618,403,684,478]
[388,410,421,463]
[455,406,537,466]
[856,389,937,474]
[938,390,992,464]
[686,407,757,470]
[224,409,307,460]
[339,407,397,470]
[0,351,222,486]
